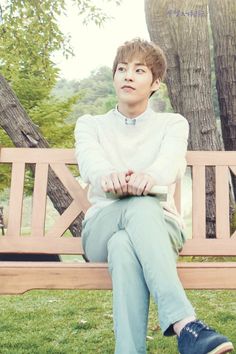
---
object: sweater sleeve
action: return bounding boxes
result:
[74,115,116,191]
[144,115,189,186]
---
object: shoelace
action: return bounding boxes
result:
[183,320,212,339]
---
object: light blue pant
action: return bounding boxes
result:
[82,196,195,354]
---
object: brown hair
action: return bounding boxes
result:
[112,38,167,82]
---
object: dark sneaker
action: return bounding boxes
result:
[178,320,234,354]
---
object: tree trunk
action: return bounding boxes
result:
[209,0,236,198]
[145,0,224,237]
[0,73,84,261]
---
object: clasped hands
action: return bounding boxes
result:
[101,170,155,197]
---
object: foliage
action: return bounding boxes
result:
[52,66,115,121]
[0,0,121,192]
[0,132,13,193]
[0,0,122,130]
[0,1,68,108]
[0,0,121,93]
[30,94,80,147]
[75,0,122,26]
[0,0,76,154]
[231,203,236,234]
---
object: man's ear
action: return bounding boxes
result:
[151,78,161,92]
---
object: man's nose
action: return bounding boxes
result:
[124,69,134,81]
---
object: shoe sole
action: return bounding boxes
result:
[208,342,234,354]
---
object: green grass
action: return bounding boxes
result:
[0,290,235,353]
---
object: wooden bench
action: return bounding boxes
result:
[0,147,235,295]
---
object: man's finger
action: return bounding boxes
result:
[112,173,123,194]
[104,175,115,194]
[101,177,108,192]
[143,180,154,195]
[128,174,138,194]
[118,173,128,194]
[126,169,134,176]
[137,180,148,195]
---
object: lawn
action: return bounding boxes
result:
[0,289,235,354]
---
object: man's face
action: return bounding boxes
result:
[113,59,160,105]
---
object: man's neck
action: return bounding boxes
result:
[117,102,148,118]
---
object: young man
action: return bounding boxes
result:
[75,39,234,354]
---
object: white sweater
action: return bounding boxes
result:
[74,106,189,230]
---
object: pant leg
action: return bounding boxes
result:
[82,201,151,354]
[81,200,124,262]
[120,196,195,336]
[107,231,150,354]
[81,195,195,348]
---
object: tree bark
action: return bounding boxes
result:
[145,0,224,237]
[0,73,84,260]
[209,0,236,197]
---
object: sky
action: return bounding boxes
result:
[55,0,150,81]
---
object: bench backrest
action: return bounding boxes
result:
[0,148,236,257]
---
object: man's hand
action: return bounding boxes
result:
[101,171,132,196]
[126,172,156,196]
[101,170,155,197]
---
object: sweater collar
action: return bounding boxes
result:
[113,105,153,125]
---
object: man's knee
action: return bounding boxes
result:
[125,195,164,221]
[108,231,130,256]
[107,231,134,270]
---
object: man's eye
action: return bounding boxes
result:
[136,68,145,73]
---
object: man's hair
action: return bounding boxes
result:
[112,38,167,83]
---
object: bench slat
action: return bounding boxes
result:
[31,163,48,237]
[186,151,236,165]
[1,148,236,166]
[0,237,83,253]
[215,166,230,238]
[0,148,75,164]
[6,162,25,237]
[174,179,181,214]
[192,165,206,239]
[180,238,236,255]
[45,200,83,238]
[0,237,235,256]
[0,262,235,294]
[50,163,90,212]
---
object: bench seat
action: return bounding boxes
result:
[0,261,236,294]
